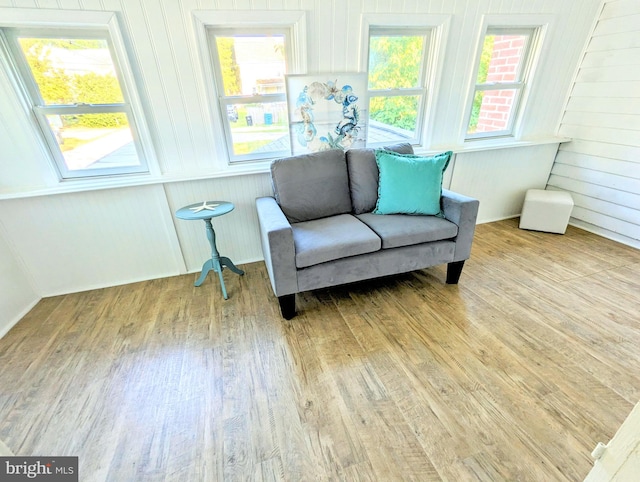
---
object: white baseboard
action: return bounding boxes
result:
[476,214,520,225]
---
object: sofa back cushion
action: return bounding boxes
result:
[271,149,352,223]
[346,143,414,214]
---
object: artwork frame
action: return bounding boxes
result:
[286,73,368,154]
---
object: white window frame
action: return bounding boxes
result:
[207,27,291,163]
[360,13,450,149]
[463,15,551,143]
[366,27,431,146]
[193,10,306,166]
[0,8,155,180]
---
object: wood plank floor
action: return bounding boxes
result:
[1,218,639,481]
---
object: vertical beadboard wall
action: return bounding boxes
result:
[0,0,605,330]
[0,185,186,296]
[165,174,274,271]
[451,144,560,223]
[0,229,38,338]
[550,0,640,248]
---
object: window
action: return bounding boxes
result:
[367,28,431,146]
[1,22,150,179]
[207,29,291,162]
[466,27,537,140]
[194,10,305,165]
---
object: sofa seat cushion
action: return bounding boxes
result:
[356,213,458,249]
[292,214,381,268]
[271,149,352,223]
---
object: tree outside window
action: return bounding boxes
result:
[209,31,291,161]
[3,31,147,177]
[367,29,430,146]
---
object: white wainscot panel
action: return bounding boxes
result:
[0,229,39,338]
[449,144,560,223]
[164,173,273,273]
[0,185,185,296]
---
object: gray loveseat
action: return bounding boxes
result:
[256,144,479,319]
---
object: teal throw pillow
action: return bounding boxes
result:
[373,149,452,216]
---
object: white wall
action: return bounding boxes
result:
[450,144,559,223]
[0,185,186,296]
[0,227,39,338]
[549,0,640,248]
[0,0,604,334]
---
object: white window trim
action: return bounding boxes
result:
[366,27,430,146]
[360,13,451,149]
[192,10,307,169]
[0,8,157,181]
[207,27,291,163]
[461,14,553,144]
[464,27,536,141]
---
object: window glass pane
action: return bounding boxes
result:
[476,33,529,84]
[215,35,286,96]
[467,89,518,135]
[369,95,418,142]
[17,38,124,105]
[46,113,139,170]
[227,101,290,156]
[368,35,424,89]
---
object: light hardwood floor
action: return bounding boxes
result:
[1,219,639,481]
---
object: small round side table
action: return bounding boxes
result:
[175,201,244,299]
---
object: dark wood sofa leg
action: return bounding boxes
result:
[278,294,296,320]
[446,261,465,284]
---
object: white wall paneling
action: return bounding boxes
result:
[551,0,640,248]
[450,143,561,223]
[0,0,612,334]
[0,227,39,338]
[0,185,186,297]
[164,173,273,273]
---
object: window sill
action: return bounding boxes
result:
[0,162,272,200]
[416,135,571,156]
[0,136,571,201]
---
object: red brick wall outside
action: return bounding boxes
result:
[475,35,525,133]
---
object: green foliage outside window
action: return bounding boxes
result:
[215,37,242,96]
[368,35,422,131]
[468,35,494,132]
[20,40,73,105]
[19,38,127,128]
[369,95,419,132]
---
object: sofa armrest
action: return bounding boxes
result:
[442,189,480,262]
[256,196,298,297]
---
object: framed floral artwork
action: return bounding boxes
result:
[285,73,368,154]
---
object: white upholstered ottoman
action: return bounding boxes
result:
[519,189,574,234]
